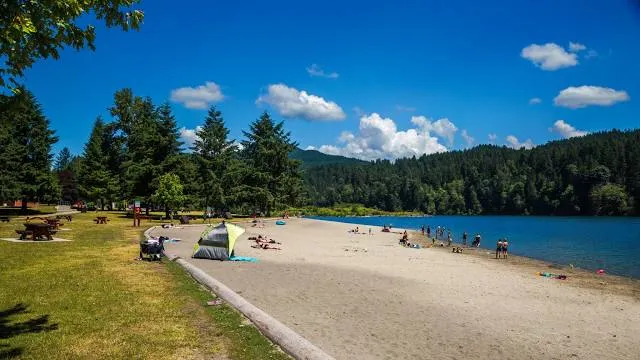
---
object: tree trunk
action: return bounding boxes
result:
[165,204,170,221]
[21,197,27,214]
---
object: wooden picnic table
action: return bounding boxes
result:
[45,218,63,230]
[56,214,72,222]
[95,216,109,224]
[16,222,57,241]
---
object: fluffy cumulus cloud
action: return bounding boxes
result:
[170,82,224,109]
[488,133,497,144]
[256,83,346,121]
[411,116,458,145]
[306,64,339,79]
[554,86,630,109]
[179,126,202,149]
[505,135,535,150]
[550,120,588,139]
[461,130,475,147]
[529,97,542,105]
[521,43,578,70]
[314,113,451,161]
[568,42,587,52]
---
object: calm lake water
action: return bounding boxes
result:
[309,216,640,279]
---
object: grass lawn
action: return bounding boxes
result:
[0,212,290,360]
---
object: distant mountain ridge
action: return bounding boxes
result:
[289,148,367,167]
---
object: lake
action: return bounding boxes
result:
[309,215,640,279]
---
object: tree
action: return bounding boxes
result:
[193,106,237,212]
[590,184,629,216]
[241,112,303,215]
[78,117,119,209]
[152,173,185,222]
[1,1,143,88]
[0,89,58,211]
[54,147,73,171]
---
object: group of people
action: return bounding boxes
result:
[495,238,509,259]
[249,234,282,250]
[419,224,487,250]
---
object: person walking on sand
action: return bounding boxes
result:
[502,238,509,259]
[462,231,468,247]
[496,239,503,259]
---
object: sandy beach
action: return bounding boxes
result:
[152,218,640,360]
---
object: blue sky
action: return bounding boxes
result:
[21,0,640,160]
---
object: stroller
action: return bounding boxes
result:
[139,236,166,261]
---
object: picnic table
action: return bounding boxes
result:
[16,222,57,241]
[56,214,72,222]
[95,216,109,224]
[0,216,10,222]
[45,218,63,230]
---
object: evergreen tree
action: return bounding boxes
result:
[54,147,74,171]
[241,112,303,215]
[78,117,120,209]
[0,89,58,210]
[193,106,237,212]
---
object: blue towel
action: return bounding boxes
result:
[229,256,258,262]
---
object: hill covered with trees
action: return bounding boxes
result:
[302,130,640,216]
[289,148,367,168]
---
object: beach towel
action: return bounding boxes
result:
[229,256,258,262]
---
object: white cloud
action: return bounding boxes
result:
[396,105,416,112]
[554,86,630,109]
[568,42,587,52]
[411,116,458,145]
[505,135,535,150]
[529,97,542,105]
[305,145,317,151]
[306,64,339,79]
[179,126,202,149]
[314,113,449,161]
[521,43,578,70]
[488,133,497,144]
[461,130,475,147]
[256,83,346,121]
[353,106,366,117]
[585,49,598,59]
[170,82,224,110]
[550,120,588,139]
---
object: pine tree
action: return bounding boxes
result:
[54,147,74,171]
[156,102,183,171]
[193,106,237,212]
[241,111,303,215]
[0,89,59,210]
[79,117,120,209]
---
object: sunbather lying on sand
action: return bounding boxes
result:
[251,243,281,250]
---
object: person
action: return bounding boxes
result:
[462,232,468,247]
[496,239,503,259]
[400,231,408,245]
[426,225,431,239]
[369,228,372,235]
[421,225,425,236]
[447,233,452,247]
[502,238,509,259]
[474,233,481,248]
[436,226,441,240]
[356,226,359,233]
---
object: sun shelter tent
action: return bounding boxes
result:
[192,222,245,260]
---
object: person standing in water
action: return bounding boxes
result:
[462,231,468,247]
[447,233,452,247]
[426,225,431,239]
[496,239,503,259]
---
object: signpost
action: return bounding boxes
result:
[133,200,141,227]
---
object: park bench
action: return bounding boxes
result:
[0,216,10,222]
[56,215,73,222]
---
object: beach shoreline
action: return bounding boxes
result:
[155,217,640,360]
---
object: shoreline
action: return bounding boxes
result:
[157,217,640,360]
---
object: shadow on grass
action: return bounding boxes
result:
[0,303,58,359]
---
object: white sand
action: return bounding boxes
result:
[153,218,640,360]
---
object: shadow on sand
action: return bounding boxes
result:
[0,303,58,359]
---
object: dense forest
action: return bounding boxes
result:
[1,88,638,217]
[302,130,640,216]
[0,88,303,215]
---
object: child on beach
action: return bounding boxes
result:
[462,232,468,246]
[502,238,509,259]
[496,239,503,259]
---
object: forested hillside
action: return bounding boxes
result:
[302,130,640,216]
[289,148,366,168]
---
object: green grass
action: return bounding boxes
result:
[0,212,289,360]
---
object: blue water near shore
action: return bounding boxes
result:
[308,216,640,279]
